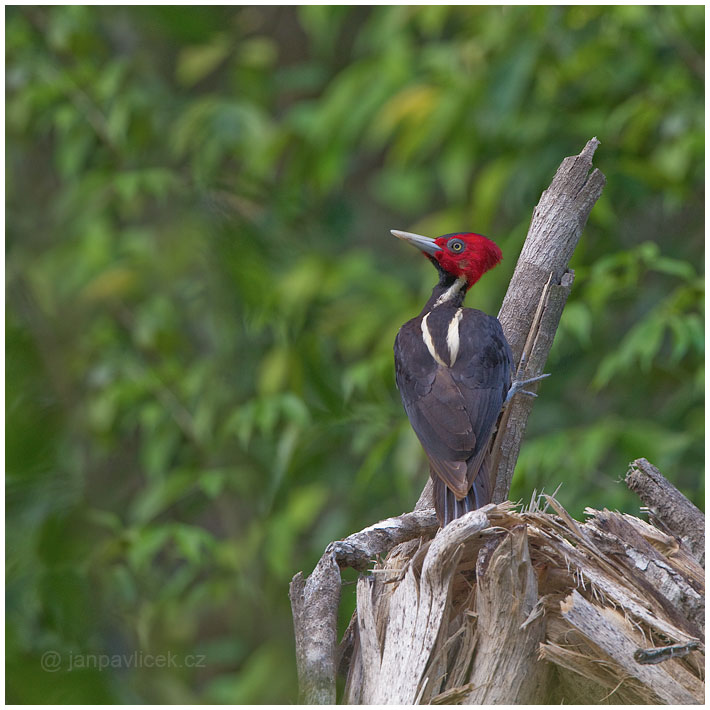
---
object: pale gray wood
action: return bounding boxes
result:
[559,590,701,704]
[582,508,704,638]
[289,551,341,704]
[334,495,703,705]
[414,476,434,511]
[499,138,606,361]
[327,508,438,571]
[357,510,491,704]
[354,575,382,703]
[492,138,606,501]
[626,457,705,567]
[291,508,440,704]
[491,271,575,502]
[464,526,550,704]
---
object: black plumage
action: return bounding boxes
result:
[394,266,513,526]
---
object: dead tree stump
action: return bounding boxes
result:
[342,492,704,704]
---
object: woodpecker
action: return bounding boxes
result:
[392,229,541,527]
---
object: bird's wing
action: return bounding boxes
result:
[395,319,475,498]
[450,310,513,488]
[395,311,513,499]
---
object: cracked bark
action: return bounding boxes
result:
[491,137,606,502]
[626,457,705,568]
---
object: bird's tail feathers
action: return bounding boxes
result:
[432,458,492,527]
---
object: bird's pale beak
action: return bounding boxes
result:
[390,229,441,256]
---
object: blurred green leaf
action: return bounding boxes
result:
[176,34,232,87]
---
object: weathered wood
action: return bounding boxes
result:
[341,537,427,704]
[626,457,705,567]
[491,270,575,503]
[498,138,606,362]
[582,509,704,639]
[327,508,438,571]
[356,510,492,704]
[292,508,441,704]
[332,491,704,704]
[492,137,606,501]
[542,617,703,705]
[289,551,341,704]
[558,590,701,704]
[414,476,434,511]
[464,526,549,704]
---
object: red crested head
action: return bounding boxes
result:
[431,232,502,287]
[391,230,502,288]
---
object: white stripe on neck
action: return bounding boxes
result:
[421,313,448,367]
[446,309,463,366]
[434,277,466,307]
[422,309,464,367]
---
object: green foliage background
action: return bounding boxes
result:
[6,6,704,704]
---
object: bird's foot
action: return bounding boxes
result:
[504,373,550,405]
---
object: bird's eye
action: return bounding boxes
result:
[449,239,465,253]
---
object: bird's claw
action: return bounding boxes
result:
[504,373,550,405]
